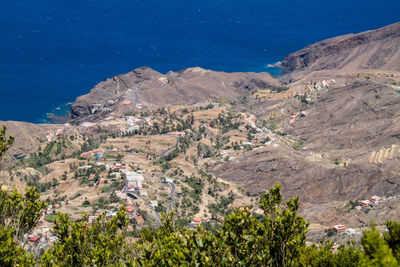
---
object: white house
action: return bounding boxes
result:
[150,200,158,208]
[126,171,144,189]
[165,177,174,184]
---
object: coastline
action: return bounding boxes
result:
[38,62,284,124]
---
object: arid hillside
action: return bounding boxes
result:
[0,121,63,162]
[212,76,400,205]
[70,66,282,123]
[281,22,400,76]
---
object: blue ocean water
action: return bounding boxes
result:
[0,0,399,123]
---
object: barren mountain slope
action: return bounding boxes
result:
[281,22,400,75]
[0,121,63,161]
[212,79,400,204]
[70,66,282,123]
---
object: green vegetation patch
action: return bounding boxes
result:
[45,214,57,222]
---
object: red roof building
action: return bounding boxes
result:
[192,218,201,223]
[360,200,371,207]
[126,206,135,214]
[330,225,346,232]
[30,235,41,243]
[81,152,90,158]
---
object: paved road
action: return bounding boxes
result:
[126,193,138,216]
[122,171,162,224]
[137,193,162,224]
[125,189,161,225]
[167,182,177,211]
[158,135,180,158]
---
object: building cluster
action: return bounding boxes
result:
[88,209,118,224]
[26,217,58,250]
[45,202,66,215]
[219,127,279,160]
[255,127,277,145]
[75,160,147,226]
[46,129,64,143]
[327,195,400,237]
[291,79,337,103]
[124,171,145,191]
[119,115,157,136]
[240,113,257,129]
[81,114,159,136]
[190,217,210,229]
[80,122,97,128]
[86,206,144,229]
[80,150,104,160]
[288,110,309,125]
[158,76,168,85]
[329,224,346,232]
[111,165,157,226]
[313,79,336,91]
[238,114,278,144]
[253,208,265,215]
[355,195,391,209]
[328,224,358,236]
[109,163,148,194]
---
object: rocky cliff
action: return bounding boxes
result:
[281,22,400,74]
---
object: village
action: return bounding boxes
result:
[23,104,288,249]
[10,82,399,253]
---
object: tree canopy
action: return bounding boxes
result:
[0,183,399,266]
[0,126,14,161]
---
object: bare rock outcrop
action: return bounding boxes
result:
[281,22,400,75]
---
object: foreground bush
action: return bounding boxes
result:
[1,184,400,266]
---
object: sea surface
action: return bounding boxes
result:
[0,0,399,123]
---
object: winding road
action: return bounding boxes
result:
[158,135,180,158]
[167,182,177,211]
[123,181,162,224]
[120,158,178,225]
[126,192,162,224]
